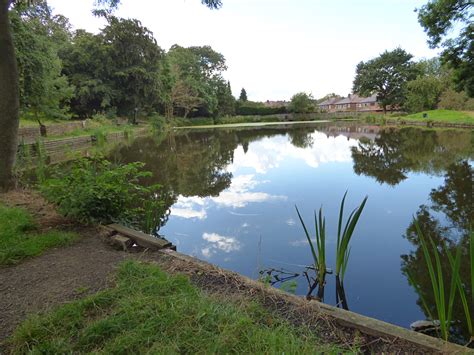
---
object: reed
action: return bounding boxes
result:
[406,219,463,341]
[295,205,326,285]
[335,192,368,282]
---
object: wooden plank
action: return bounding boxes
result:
[107,224,172,250]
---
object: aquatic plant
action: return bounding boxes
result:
[335,192,368,282]
[295,205,327,286]
[406,219,464,342]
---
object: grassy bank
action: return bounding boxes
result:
[0,205,77,266]
[394,110,474,125]
[9,260,344,353]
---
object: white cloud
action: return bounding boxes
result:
[201,232,241,258]
[170,196,207,220]
[289,239,309,247]
[211,174,286,208]
[229,132,358,174]
[286,218,296,226]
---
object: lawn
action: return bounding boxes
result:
[0,205,77,266]
[9,260,345,354]
[402,110,474,124]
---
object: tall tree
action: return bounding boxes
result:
[0,0,223,191]
[352,48,417,113]
[417,0,473,96]
[102,16,163,116]
[239,88,248,102]
[60,30,113,117]
[289,92,314,113]
[12,2,73,120]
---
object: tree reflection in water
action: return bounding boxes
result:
[351,127,473,185]
[401,161,473,343]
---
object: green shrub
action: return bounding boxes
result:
[39,158,169,231]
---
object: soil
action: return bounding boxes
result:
[0,189,453,353]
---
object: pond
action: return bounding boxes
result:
[108,122,473,337]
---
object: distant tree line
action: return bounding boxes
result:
[351,0,473,114]
[10,1,236,121]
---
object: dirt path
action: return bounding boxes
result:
[0,190,139,348]
[0,233,136,347]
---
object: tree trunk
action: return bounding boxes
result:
[0,0,19,192]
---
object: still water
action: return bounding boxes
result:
[109,122,473,332]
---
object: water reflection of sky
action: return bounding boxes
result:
[160,127,461,329]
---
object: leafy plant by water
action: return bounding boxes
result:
[295,205,327,286]
[39,157,170,232]
[406,219,466,342]
[335,192,368,282]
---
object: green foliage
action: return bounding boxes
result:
[39,158,169,231]
[60,30,114,118]
[11,2,231,121]
[405,219,465,341]
[103,17,163,116]
[353,48,417,112]
[289,92,315,114]
[335,192,368,281]
[405,75,443,113]
[236,101,287,116]
[0,205,77,265]
[216,80,236,116]
[295,205,327,285]
[11,2,73,119]
[417,0,473,96]
[438,88,474,110]
[10,260,340,353]
[239,87,248,102]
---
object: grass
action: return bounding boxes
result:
[401,110,474,124]
[9,260,345,354]
[0,205,77,266]
[19,117,62,127]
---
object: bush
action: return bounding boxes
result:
[236,101,287,116]
[438,88,471,110]
[39,158,170,232]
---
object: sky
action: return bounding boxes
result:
[47,0,440,101]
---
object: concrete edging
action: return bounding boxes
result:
[160,249,471,354]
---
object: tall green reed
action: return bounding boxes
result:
[295,206,326,286]
[335,192,368,282]
[406,219,465,341]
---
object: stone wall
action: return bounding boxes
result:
[18,121,88,144]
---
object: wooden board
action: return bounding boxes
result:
[107,224,172,250]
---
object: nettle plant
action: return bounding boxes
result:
[40,157,170,233]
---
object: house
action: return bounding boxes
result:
[263,100,290,108]
[319,94,381,113]
[318,97,340,112]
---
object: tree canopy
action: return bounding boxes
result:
[352,48,417,113]
[417,0,473,96]
[289,92,314,114]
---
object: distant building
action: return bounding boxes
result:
[319,94,382,113]
[263,100,290,108]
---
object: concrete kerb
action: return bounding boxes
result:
[158,248,471,354]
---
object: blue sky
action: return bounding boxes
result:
[48,0,439,101]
